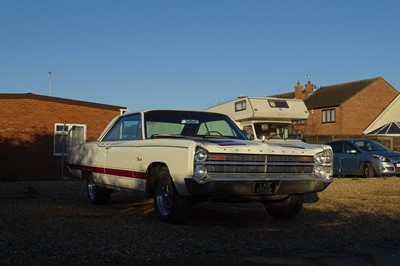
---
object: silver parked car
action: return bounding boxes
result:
[326,139,400,177]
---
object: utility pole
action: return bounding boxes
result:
[49,71,53,95]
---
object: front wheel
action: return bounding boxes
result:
[86,173,111,204]
[264,194,303,218]
[361,162,375,178]
[154,167,191,223]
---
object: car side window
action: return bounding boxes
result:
[329,142,343,153]
[344,142,357,153]
[103,114,142,141]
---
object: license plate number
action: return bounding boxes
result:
[396,163,400,168]
[253,181,278,195]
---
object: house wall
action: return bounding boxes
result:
[300,107,341,135]
[0,98,122,181]
[340,79,398,135]
[303,79,398,136]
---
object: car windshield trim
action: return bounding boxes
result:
[143,110,247,140]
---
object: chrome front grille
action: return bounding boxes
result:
[205,154,314,174]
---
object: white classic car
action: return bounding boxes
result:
[67,110,333,223]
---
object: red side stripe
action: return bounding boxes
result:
[67,163,146,180]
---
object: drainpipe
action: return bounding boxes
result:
[61,122,67,178]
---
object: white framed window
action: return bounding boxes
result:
[235,100,246,112]
[322,109,336,123]
[54,123,86,156]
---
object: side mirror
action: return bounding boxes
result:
[299,131,305,141]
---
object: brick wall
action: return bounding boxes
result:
[340,80,397,135]
[0,98,122,181]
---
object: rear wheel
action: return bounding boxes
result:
[264,194,303,218]
[86,173,111,204]
[154,167,191,223]
[361,162,374,178]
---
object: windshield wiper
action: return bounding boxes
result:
[149,134,186,139]
[203,135,241,139]
[149,134,203,140]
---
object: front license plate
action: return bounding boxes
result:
[253,181,278,195]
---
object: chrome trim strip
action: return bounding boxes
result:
[204,161,315,166]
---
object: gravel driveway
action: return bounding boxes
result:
[1,177,400,265]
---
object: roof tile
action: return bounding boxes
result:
[304,77,381,109]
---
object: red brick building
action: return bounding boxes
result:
[0,93,126,181]
[274,77,399,136]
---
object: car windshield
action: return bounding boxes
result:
[144,110,246,140]
[253,122,300,140]
[353,140,389,152]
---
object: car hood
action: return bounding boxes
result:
[198,138,330,156]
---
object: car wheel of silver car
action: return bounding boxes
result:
[361,162,374,178]
[86,173,111,204]
[154,167,191,224]
[264,194,303,218]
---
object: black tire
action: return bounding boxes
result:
[154,167,191,224]
[265,194,303,218]
[86,173,111,204]
[361,162,374,178]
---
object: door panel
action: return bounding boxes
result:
[99,113,146,191]
[339,153,360,175]
[104,143,135,187]
[340,142,360,175]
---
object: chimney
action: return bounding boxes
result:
[305,80,314,98]
[294,81,303,99]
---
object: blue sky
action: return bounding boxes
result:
[1,0,399,111]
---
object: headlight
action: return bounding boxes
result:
[314,149,333,180]
[193,147,208,183]
[314,165,333,180]
[194,148,208,163]
[193,164,207,182]
[314,149,333,164]
[373,154,389,162]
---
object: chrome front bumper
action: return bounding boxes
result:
[184,176,332,198]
